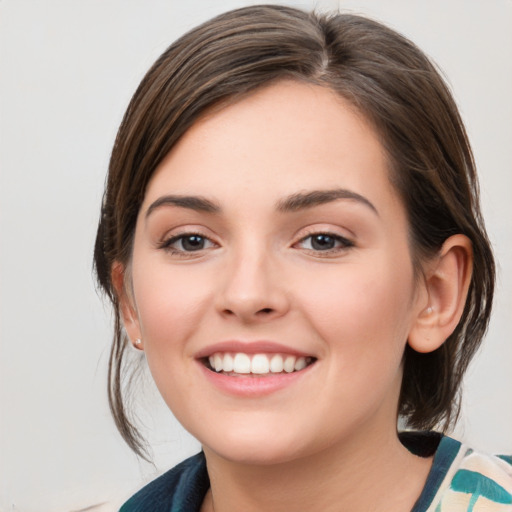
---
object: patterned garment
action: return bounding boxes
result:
[412,436,512,511]
[120,433,512,511]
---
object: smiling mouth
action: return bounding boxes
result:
[204,352,316,376]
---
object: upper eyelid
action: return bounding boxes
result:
[165,232,214,242]
[155,225,355,248]
[292,234,355,259]
[296,232,354,246]
[294,226,355,243]
[158,225,215,242]
[157,230,217,252]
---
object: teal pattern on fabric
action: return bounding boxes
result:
[451,469,512,511]
[410,435,461,512]
[498,455,512,466]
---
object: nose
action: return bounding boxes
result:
[215,245,290,323]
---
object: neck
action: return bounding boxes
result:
[202,426,433,512]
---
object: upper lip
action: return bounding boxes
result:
[195,340,314,359]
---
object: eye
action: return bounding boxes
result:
[161,233,216,254]
[296,233,353,252]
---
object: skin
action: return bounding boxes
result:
[117,81,473,511]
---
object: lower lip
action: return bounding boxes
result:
[197,361,314,397]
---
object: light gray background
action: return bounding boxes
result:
[1,1,511,510]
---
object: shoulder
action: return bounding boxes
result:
[423,436,512,511]
[119,452,209,512]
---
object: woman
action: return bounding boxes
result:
[94,5,511,511]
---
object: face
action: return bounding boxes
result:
[122,81,427,465]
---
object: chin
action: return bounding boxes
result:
[196,421,309,466]
[205,440,305,466]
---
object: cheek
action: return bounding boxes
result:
[131,265,213,415]
[296,257,416,363]
[294,263,415,425]
[131,262,213,358]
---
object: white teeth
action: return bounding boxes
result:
[270,354,284,373]
[214,353,223,372]
[233,353,251,374]
[208,352,313,375]
[294,357,307,371]
[223,353,234,372]
[284,355,296,373]
[251,354,270,374]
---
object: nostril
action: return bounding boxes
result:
[220,303,282,320]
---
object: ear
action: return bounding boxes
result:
[111,261,143,350]
[408,234,473,353]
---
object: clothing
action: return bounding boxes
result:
[120,433,512,511]
[406,433,512,511]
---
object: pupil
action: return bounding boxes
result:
[311,234,334,250]
[182,235,204,251]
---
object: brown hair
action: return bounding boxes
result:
[94,5,495,457]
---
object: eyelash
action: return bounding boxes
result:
[159,232,216,257]
[295,231,354,255]
[159,230,354,258]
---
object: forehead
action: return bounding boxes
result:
[143,80,397,215]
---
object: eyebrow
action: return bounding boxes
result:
[145,188,378,218]
[276,189,378,215]
[145,195,220,218]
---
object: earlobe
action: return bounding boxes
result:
[408,235,473,354]
[111,261,144,349]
